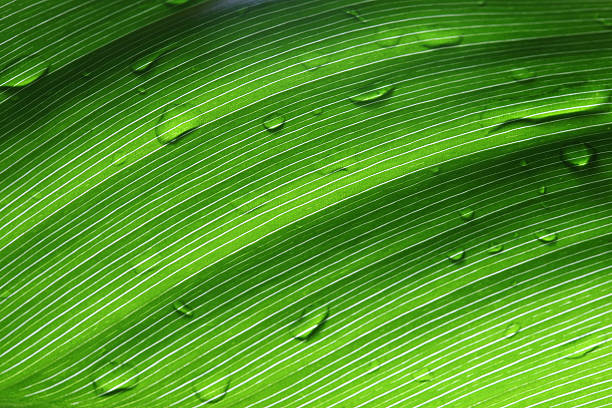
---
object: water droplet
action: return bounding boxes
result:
[263,113,285,131]
[596,12,612,28]
[350,84,394,104]
[131,48,171,73]
[561,143,594,168]
[417,27,462,48]
[111,152,126,167]
[165,0,190,5]
[413,368,433,382]
[538,185,547,195]
[519,159,528,167]
[82,71,92,78]
[460,208,475,221]
[312,107,324,116]
[193,376,230,403]
[376,28,402,47]
[0,290,10,300]
[345,9,368,23]
[92,361,139,396]
[564,335,604,359]
[487,243,503,254]
[504,322,521,338]
[173,300,193,317]
[0,56,50,87]
[292,305,329,340]
[430,166,440,174]
[301,51,329,71]
[535,229,557,243]
[137,86,147,94]
[448,249,465,262]
[510,67,536,83]
[477,0,486,5]
[155,103,203,144]
[366,360,380,374]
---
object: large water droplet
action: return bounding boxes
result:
[131,48,170,73]
[292,305,329,340]
[487,242,503,254]
[448,249,465,262]
[155,103,203,144]
[345,9,368,23]
[376,28,402,47]
[173,300,193,317]
[301,51,329,71]
[561,143,594,168]
[0,56,49,87]
[535,229,557,243]
[263,113,285,131]
[413,368,433,382]
[193,376,230,403]
[460,208,475,221]
[350,84,394,104]
[92,361,139,396]
[418,27,462,48]
[510,67,536,83]
[564,334,603,359]
[504,322,521,338]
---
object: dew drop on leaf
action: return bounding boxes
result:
[417,28,462,48]
[0,56,50,87]
[301,51,329,70]
[292,305,329,340]
[447,249,465,262]
[561,142,594,168]
[375,28,402,47]
[519,159,528,167]
[173,300,193,317]
[504,322,521,338]
[510,67,536,83]
[538,185,547,195]
[0,289,10,300]
[366,360,380,374]
[564,335,604,359]
[263,113,285,131]
[413,368,433,382]
[312,107,324,116]
[487,242,503,254]
[193,376,230,403]
[345,9,368,23]
[535,229,557,243]
[137,86,147,94]
[131,49,169,73]
[165,0,190,5]
[92,361,139,396]
[596,12,612,28]
[460,208,475,221]
[155,103,203,144]
[350,84,394,103]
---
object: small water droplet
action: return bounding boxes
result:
[92,361,139,396]
[193,376,230,403]
[430,166,440,174]
[345,9,368,23]
[137,86,147,94]
[131,48,170,73]
[477,0,486,5]
[504,322,521,338]
[350,84,394,104]
[538,186,547,195]
[155,103,203,144]
[301,51,329,71]
[111,152,126,167]
[165,0,190,5]
[263,113,285,131]
[596,12,612,28]
[312,107,324,116]
[417,27,462,48]
[366,360,380,374]
[375,28,402,47]
[0,290,10,300]
[535,229,557,243]
[519,159,528,167]
[173,300,193,317]
[510,67,536,83]
[82,71,92,78]
[413,368,433,382]
[487,242,503,254]
[0,56,50,87]
[561,143,594,168]
[460,208,475,221]
[292,305,329,340]
[448,249,465,262]
[564,335,604,359]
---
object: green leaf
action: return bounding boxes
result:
[0,0,610,407]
